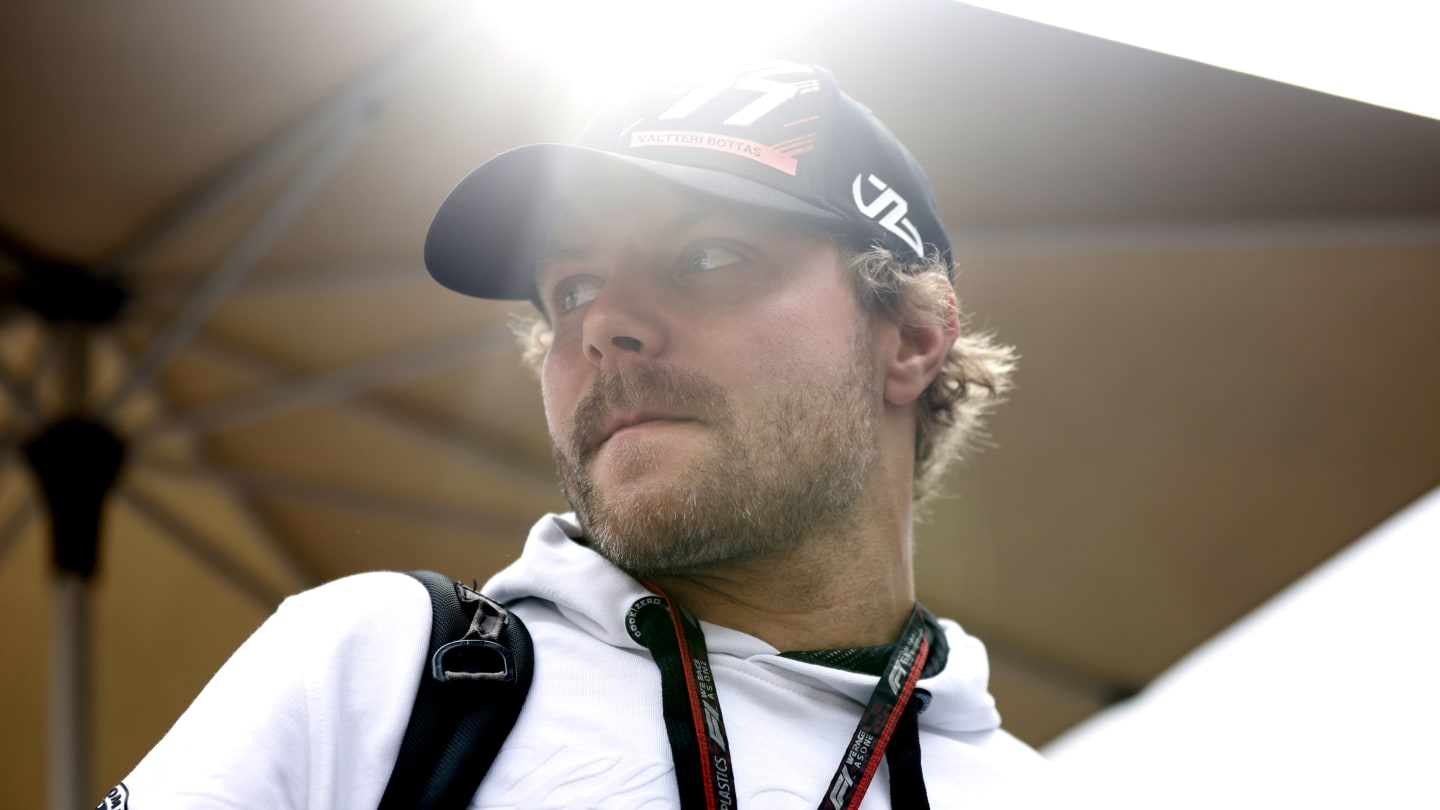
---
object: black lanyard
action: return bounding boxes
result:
[627,586,932,810]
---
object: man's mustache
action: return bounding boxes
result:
[570,364,731,461]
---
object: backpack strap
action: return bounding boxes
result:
[378,570,535,810]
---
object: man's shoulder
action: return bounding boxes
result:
[283,569,428,608]
[270,570,436,645]
[114,571,449,809]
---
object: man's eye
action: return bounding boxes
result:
[681,245,744,275]
[553,277,601,314]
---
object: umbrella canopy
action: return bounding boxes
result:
[2,1,1439,806]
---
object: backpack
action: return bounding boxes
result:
[377,571,535,810]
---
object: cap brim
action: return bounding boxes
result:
[424,143,849,301]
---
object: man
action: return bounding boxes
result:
[110,60,1048,807]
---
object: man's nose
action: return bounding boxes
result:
[580,277,668,368]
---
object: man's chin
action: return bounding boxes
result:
[580,490,812,578]
[584,471,688,511]
[574,492,718,571]
[588,427,706,478]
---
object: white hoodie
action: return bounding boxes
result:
[117,514,1053,809]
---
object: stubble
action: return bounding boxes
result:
[551,331,879,576]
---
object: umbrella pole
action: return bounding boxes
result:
[22,325,125,809]
[48,570,90,810]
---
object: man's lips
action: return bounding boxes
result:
[595,412,696,449]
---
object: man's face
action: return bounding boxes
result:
[536,179,882,575]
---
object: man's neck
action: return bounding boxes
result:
[644,514,916,652]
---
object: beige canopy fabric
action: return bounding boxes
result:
[2,2,1438,807]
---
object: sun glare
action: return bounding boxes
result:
[480,0,825,106]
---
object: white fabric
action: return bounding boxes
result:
[120,513,1053,808]
[1045,486,1440,808]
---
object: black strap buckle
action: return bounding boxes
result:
[431,639,516,683]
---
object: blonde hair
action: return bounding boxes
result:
[843,247,1016,503]
[511,246,1016,504]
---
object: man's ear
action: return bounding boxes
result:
[882,301,960,407]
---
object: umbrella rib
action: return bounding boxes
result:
[97,112,374,422]
[128,454,319,592]
[239,264,418,292]
[0,357,38,428]
[91,333,318,590]
[0,497,35,567]
[118,486,286,609]
[132,264,418,310]
[132,328,514,441]
[92,6,484,279]
[185,334,559,494]
[135,456,534,535]
[21,327,64,405]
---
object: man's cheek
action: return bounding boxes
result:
[539,380,567,434]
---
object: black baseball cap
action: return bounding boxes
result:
[425,59,951,301]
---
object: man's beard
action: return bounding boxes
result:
[551,335,880,576]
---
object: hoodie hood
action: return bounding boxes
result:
[484,513,1002,735]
